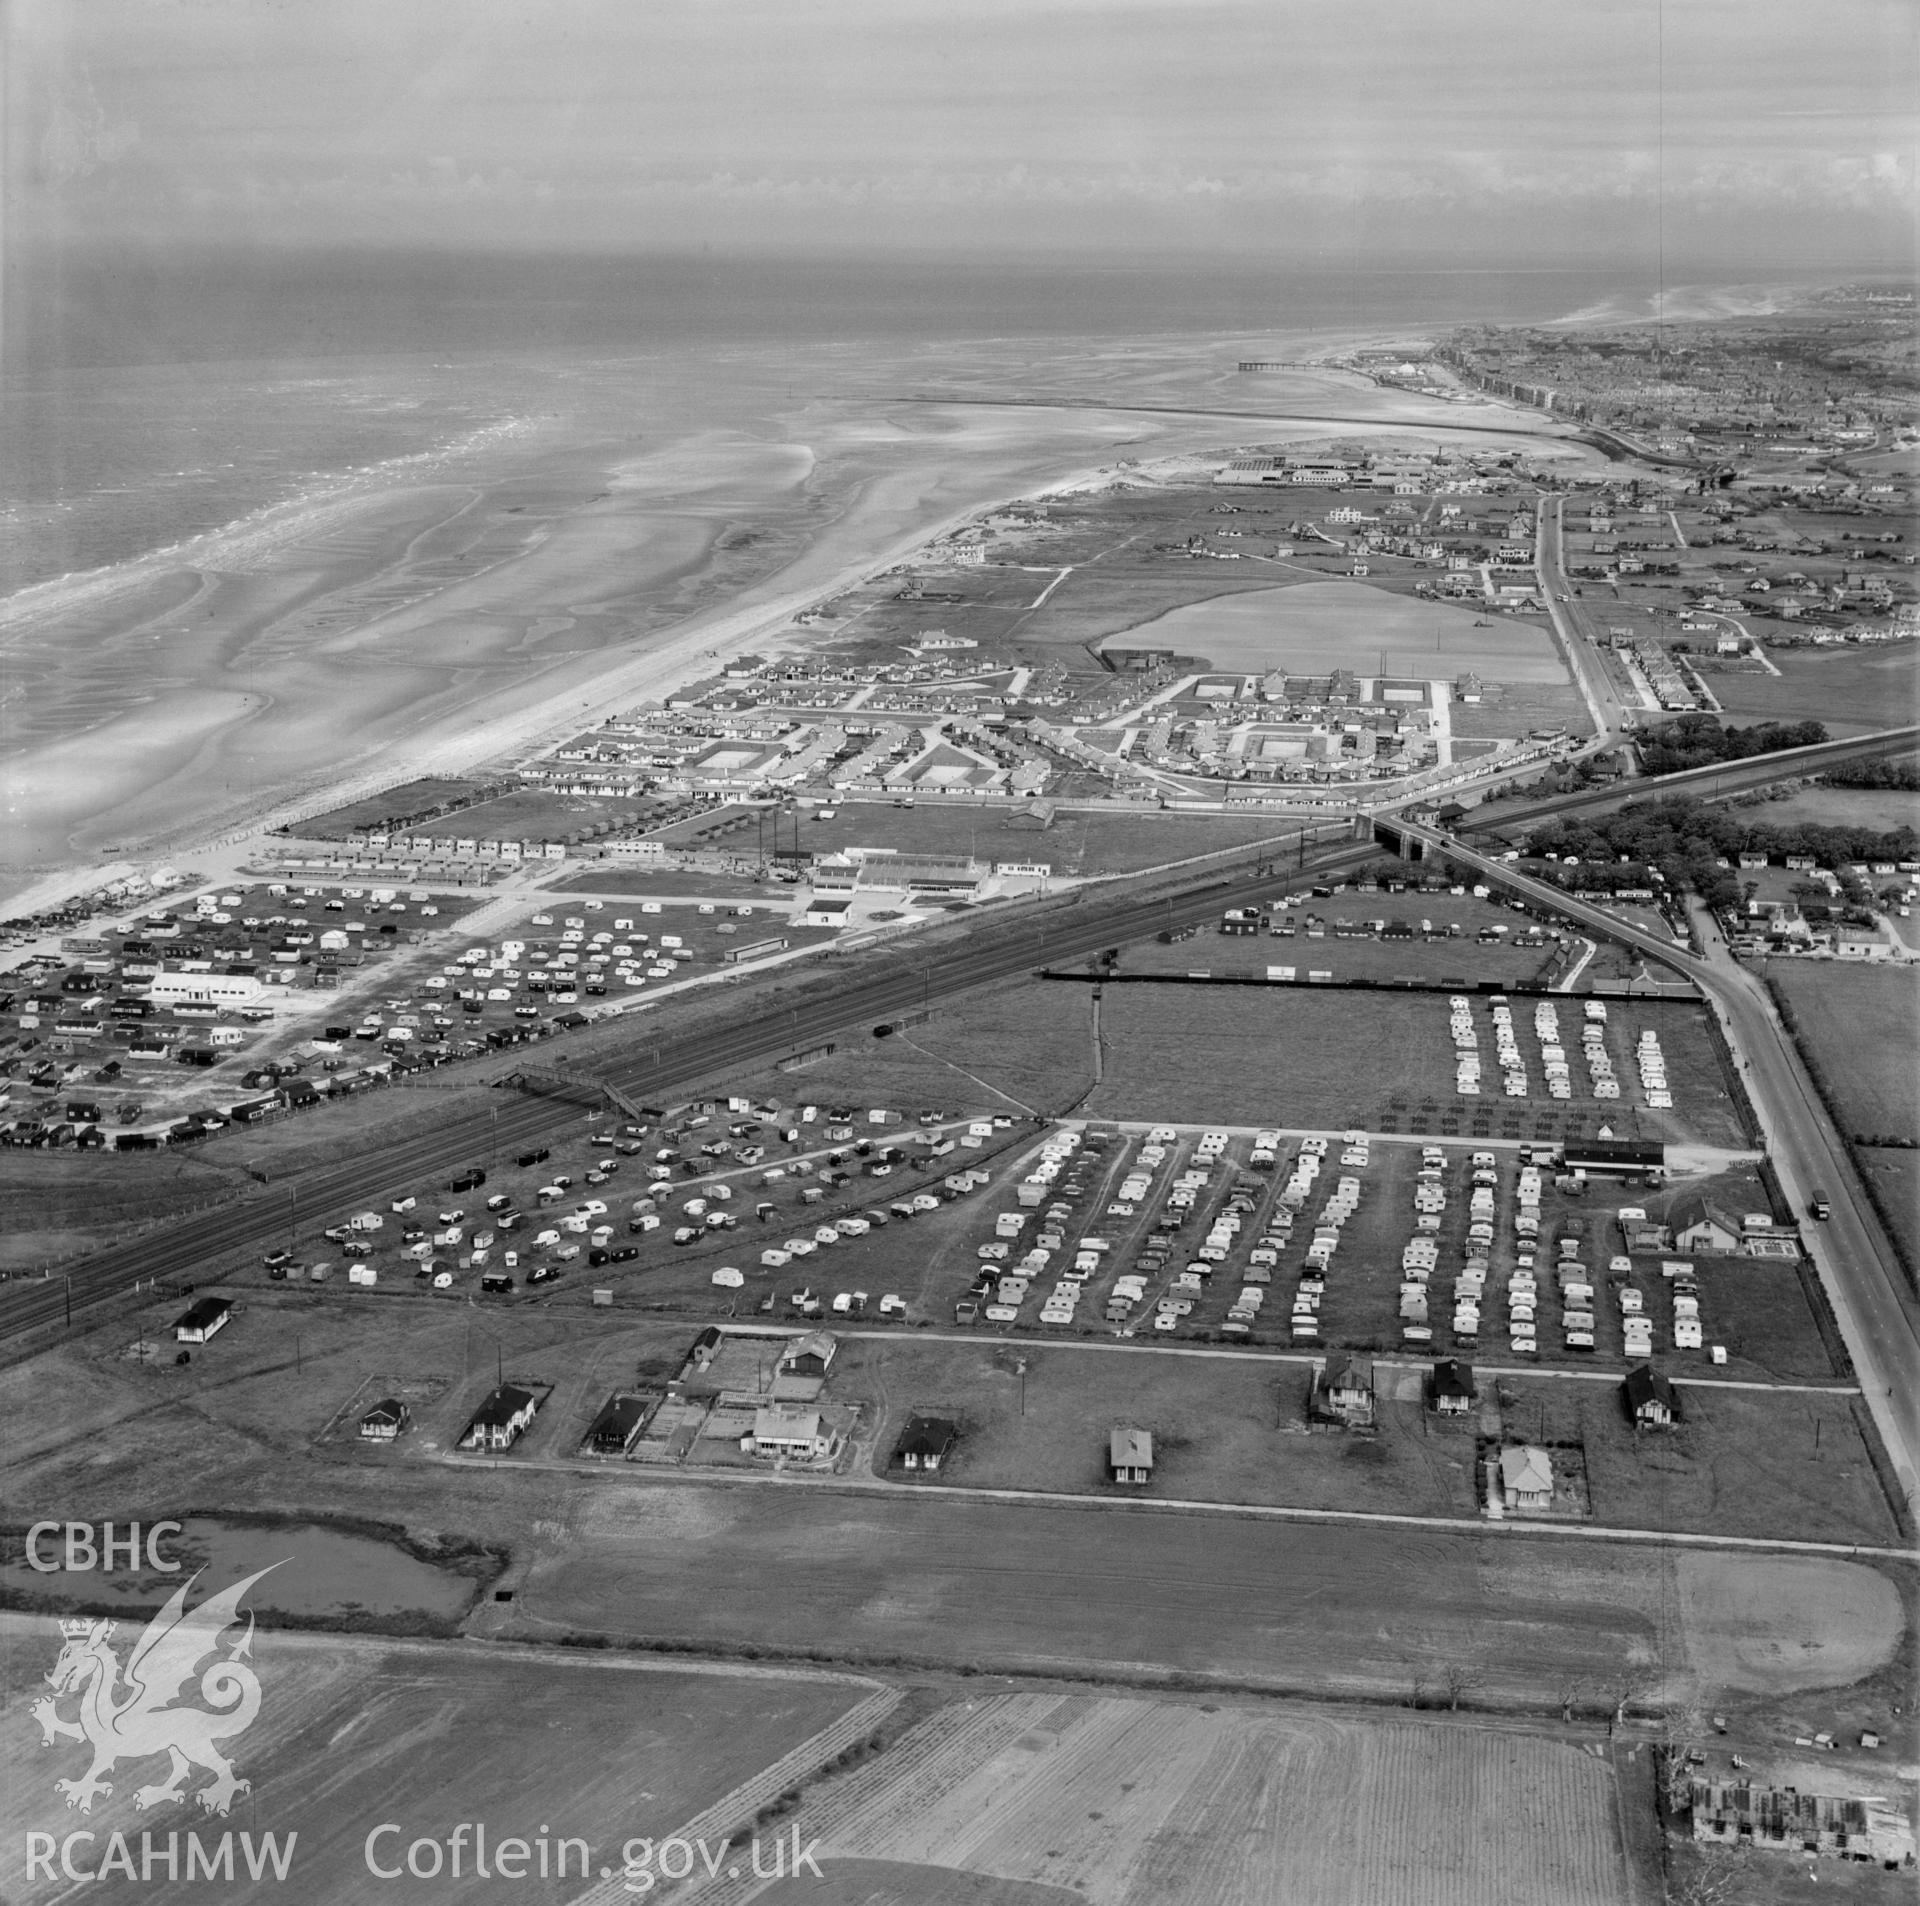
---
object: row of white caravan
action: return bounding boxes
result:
[1637,1030,1674,1109]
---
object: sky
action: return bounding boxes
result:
[7,0,1916,267]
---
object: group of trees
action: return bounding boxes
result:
[1635,715,1828,778]
[1824,756,1920,791]
[1523,795,1916,913]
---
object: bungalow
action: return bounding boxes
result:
[801,896,853,929]
[1623,1363,1679,1429]
[1109,1426,1154,1485]
[892,1413,959,1473]
[173,1296,232,1345]
[1833,924,1895,962]
[584,1393,650,1457]
[747,1405,833,1461]
[1312,1353,1376,1429]
[1499,1444,1555,1512]
[462,1384,540,1452]
[358,1397,411,1442]
[1430,1358,1476,1415]
[1670,1194,1742,1255]
[781,1330,838,1380]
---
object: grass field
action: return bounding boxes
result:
[1732,783,1920,834]
[832,1337,1889,1543]
[1076,985,1747,1148]
[0,1628,875,1906]
[1711,643,1920,737]
[522,1485,1903,1711]
[1118,890,1574,988]
[1769,964,1920,1142]
[0,1147,248,1270]
[1098,581,1569,684]
[782,1695,1638,1906]
[718,977,1098,1120]
[295,777,484,840]
[1859,1147,1920,1272]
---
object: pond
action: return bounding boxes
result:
[4,1516,480,1621]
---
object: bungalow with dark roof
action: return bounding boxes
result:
[1623,1363,1679,1429]
[584,1393,651,1457]
[358,1398,411,1442]
[173,1297,232,1344]
[1311,1353,1375,1429]
[1430,1358,1476,1416]
[462,1384,539,1452]
[892,1413,959,1474]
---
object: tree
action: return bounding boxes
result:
[1439,1663,1484,1711]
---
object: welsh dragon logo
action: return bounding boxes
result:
[32,1566,276,1817]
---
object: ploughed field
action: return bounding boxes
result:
[759,1693,1636,1906]
[0,1625,875,1906]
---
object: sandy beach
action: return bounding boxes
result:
[0,337,1580,910]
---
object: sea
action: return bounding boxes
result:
[0,248,1838,604]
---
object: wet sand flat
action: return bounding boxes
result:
[0,343,1582,905]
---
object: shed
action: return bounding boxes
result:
[892,1412,959,1473]
[173,1297,232,1344]
[1109,1427,1154,1484]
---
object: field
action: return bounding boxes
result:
[715,977,1098,1121]
[1118,890,1576,989]
[1710,643,1920,737]
[0,1624,879,1906]
[0,1146,247,1270]
[1732,783,1920,834]
[828,1338,1889,1543]
[1859,1147,1920,1271]
[523,1486,1903,1711]
[1077,985,1747,1149]
[769,1695,1636,1906]
[295,777,485,840]
[1099,581,1569,683]
[1769,963,1920,1141]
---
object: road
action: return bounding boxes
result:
[1535,494,1638,744]
[1408,821,1920,1514]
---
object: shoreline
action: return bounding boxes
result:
[0,369,1575,916]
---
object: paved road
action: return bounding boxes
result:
[1535,494,1636,744]
[1414,824,1920,1514]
